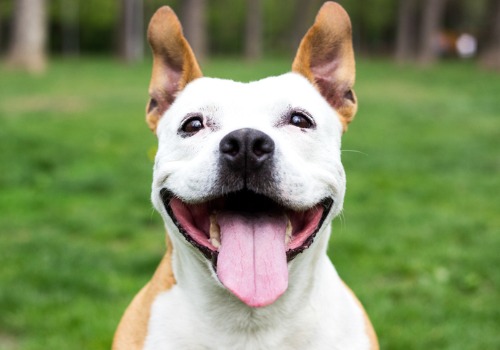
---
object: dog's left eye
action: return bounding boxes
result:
[181,116,204,134]
[289,112,313,129]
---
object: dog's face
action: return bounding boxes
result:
[147,2,357,308]
[154,74,344,210]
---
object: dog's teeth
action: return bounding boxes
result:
[285,217,293,244]
[210,238,221,249]
[209,213,221,249]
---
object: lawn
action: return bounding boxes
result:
[0,57,499,349]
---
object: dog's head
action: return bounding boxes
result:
[147,2,357,308]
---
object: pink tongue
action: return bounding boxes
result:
[216,212,288,308]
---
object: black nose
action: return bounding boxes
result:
[219,128,275,171]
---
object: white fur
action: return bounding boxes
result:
[145,73,370,349]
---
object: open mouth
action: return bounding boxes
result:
[160,188,333,307]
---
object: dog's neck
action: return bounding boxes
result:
[167,222,334,332]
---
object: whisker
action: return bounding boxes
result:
[150,207,157,221]
[338,209,346,230]
[341,149,368,156]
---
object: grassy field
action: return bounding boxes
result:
[0,57,499,349]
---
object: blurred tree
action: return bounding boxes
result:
[6,0,48,72]
[78,0,117,53]
[418,0,448,64]
[60,0,79,56]
[119,0,144,63]
[244,0,262,60]
[341,0,398,55]
[181,0,207,61]
[208,0,244,54]
[289,0,322,51]
[0,5,2,52]
[395,0,418,62]
[0,7,2,54]
[479,0,500,70]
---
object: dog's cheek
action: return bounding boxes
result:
[154,132,222,197]
[328,161,346,216]
[151,191,163,215]
[273,135,343,205]
[272,160,325,208]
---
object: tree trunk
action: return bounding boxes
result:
[418,0,447,65]
[244,0,262,60]
[119,0,144,63]
[61,0,80,56]
[395,0,418,62]
[6,0,48,73]
[289,0,321,51]
[0,6,2,53]
[181,0,207,61]
[479,0,500,70]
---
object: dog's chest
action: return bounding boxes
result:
[142,261,370,350]
[143,287,317,350]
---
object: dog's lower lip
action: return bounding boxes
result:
[160,189,333,262]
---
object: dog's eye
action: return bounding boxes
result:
[181,116,204,134]
[289,112,313,129]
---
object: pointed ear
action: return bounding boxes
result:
[292,2,357,132]
[146,6,203,133]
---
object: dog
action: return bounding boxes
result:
[113,2,378,349]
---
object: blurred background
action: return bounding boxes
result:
[0,0,499,349]
[1,0,500,69]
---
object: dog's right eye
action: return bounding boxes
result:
[289,111,314,129]
[181,116,204,134]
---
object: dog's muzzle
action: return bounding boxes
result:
[159,127,334,307]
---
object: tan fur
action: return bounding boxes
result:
[342,281,379,350]
[146,6,203,133]
[292,1,357,132]
[112,235,176,350]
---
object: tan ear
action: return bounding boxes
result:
[292,2,357,132]
[146,6,203,133]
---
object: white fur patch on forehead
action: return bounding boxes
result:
[250,72,335,109]
[164,73,342,131]
[179,73,321,100]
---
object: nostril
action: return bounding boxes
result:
[252,137,274,157]
[221,138,240,157]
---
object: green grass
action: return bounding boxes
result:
[0,57,499,349]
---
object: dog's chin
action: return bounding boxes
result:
[160,188,333,308]
[160,188,333,262]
